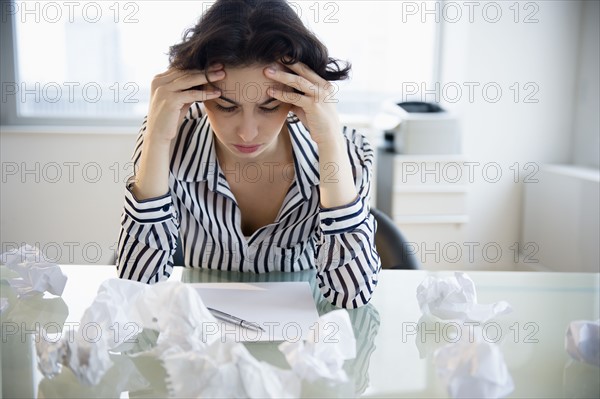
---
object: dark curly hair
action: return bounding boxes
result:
[168,0,351,88]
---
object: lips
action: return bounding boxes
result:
[233,144,261,154]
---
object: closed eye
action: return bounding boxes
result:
[261,106,280,113]
[215,104,237,113]
[214,104,280,113]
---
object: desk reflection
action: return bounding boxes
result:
[1,277,69,330]
[38,353,154,399]
[1,278,69,399]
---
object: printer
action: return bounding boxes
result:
[373,101,461,154]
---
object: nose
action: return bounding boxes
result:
[237,112,259,143]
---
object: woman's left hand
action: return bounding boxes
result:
[264,59,342,146]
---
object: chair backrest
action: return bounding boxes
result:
[172,235,185,267]
[370,207,420,270]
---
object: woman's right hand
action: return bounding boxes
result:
[145,64,225,143]
[131,65,224,200]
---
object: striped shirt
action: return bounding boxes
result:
[116,103,380,308]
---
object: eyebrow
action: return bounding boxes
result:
[218,96,278,106]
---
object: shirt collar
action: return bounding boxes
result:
[171,114,320,201]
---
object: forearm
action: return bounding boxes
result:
[131,136,172,200]
[318,134,358,208]
[316,216,380,308]
[314,127,380,308]
[117,191,179,283]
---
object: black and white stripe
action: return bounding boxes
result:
[116,103,381,308]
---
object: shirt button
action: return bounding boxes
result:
[162,204,170,212]
[323,218,334,226]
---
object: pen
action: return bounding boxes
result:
[207,307,265,332]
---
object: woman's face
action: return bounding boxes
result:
[202,64,293,160]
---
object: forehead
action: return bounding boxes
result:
[221,64,270,82]
[211,64,287,103]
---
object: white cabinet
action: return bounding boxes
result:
[376,150,469,270]
[522,164,599,272]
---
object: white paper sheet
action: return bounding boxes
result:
[191,282,320,342]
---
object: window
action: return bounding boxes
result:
[1,0,438,125]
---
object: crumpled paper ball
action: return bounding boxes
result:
[417,272,512,322]
[1,244,67,297]
[278,310,356,383]
[434,340,515,398]
[565,319,600,367]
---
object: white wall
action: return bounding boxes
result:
[571,0,600,168]
[439,1,583,269]
[520,0,600,272]
[1,128,137,264]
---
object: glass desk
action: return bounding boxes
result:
[1,265,599,398]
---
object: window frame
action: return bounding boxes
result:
[0,0,141,127]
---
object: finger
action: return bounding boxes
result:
[267,86,310,108]
[207,63,224,71]
[287,64,337,101]
[153,63,224,87]
[151,68,187,90]
[281,61,339,99]
[154,68,177,78]
[264,65,322,99]
[171,69,226,92]
[278,59,327,87]
[177,87,222,104]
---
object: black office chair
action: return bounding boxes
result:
[172,235,185,267]
[370,207,420,270]
[170,208,419,270]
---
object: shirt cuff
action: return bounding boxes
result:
[124,181,174,224]
[319,196,369,235]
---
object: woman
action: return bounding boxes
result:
[116,0,380,308]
